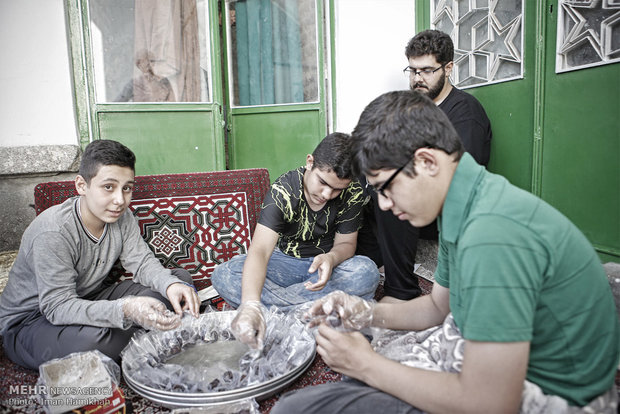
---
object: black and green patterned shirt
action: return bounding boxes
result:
[258,167,366,258]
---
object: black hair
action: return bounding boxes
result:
[311,132,354,179]
[405,29,454,65]
[78,140,136,183]
[351,90,463,177]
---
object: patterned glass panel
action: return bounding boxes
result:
[432,0,524,88]
[556,0,620,73]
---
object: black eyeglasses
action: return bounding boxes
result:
[403,63,446,78]
[368,162,408,197]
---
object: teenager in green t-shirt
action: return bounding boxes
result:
[272,91,619,413]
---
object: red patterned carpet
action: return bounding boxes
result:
[0,278,434,413]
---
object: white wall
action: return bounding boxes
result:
[333,0,416,134]
[0,0,78,147]
[0,0,414,146]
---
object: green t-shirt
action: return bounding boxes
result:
[435,153,619,406]
[258,167,365,258]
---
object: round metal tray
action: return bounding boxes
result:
[124,354,315,407]
[122,310,315,408]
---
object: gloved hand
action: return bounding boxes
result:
[122,296,181,331]
[166,282,200,317]
[304,290,374,331]
[231,300,266,350]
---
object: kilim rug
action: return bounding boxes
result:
[128,192,252,291]
[0,278,433,413]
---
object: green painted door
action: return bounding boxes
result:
[71,0,226,175]
[75,0,328,181]
[540,1,619,261]
[222,0,328,181]
[419,1,619,261]
[96,107,226,174]
[417,2,538,192]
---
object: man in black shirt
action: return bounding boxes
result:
[357,30,492,302]
[213,132,379,349]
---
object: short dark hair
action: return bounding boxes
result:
[405,29,454,65]
[351,90,463,177]
[311,132,354,179]
[79,140,136,183]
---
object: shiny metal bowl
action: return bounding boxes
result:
[122,310,315,408]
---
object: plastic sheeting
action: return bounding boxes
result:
[35,350,120,414]
[170,398,259,414]
[121,307,315,395]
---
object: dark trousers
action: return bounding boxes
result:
[271,377,424,414]
[357,182,437,300]
[2,268,192,371]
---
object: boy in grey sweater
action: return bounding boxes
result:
[0,140,200,370]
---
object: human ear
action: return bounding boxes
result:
[444,61,454,79]
[75,175,88,195]
[414,148,440,176]
[306,154,314,170]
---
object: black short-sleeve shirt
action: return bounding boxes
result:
[258,167,365,258]
[439,87,492,167]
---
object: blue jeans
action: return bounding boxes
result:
[211,249,380,310]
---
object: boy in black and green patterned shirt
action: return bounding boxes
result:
[212,132,379,349]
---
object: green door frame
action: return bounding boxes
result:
[540,0,619,261]
[220,0,329,181]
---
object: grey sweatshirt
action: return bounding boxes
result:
[0,196,181,333]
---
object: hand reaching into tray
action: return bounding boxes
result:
[166,281,200,318]
[231,300,267,350]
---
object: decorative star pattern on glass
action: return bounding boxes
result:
[431,0,524,88]
[556,0,620,72]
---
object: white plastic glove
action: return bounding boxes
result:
[165,281,200,317]
[122,296,181,331]
[231,300,266,350]
[304,290,374,331]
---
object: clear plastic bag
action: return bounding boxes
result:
[121,306,315,394]
[36,350,120,414]
[170,397,259,414]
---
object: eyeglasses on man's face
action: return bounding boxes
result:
[368,163,408,198]
[403,63,446,78]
